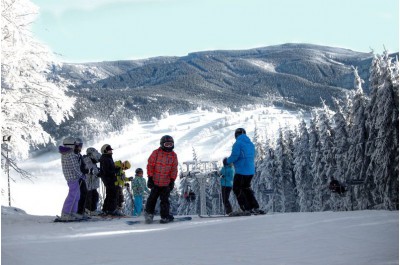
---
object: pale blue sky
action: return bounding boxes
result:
[31,0,399,63]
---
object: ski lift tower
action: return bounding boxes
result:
[182,160,219,216]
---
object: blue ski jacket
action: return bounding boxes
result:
[227,134,255,175]
[220,165,234,187]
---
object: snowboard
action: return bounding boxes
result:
[125,216,192,225]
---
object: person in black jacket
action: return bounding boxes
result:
[75,138,88,216]
[99,144,122,216]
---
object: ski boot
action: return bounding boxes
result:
[160,215,174,224]
[144,211,154,224]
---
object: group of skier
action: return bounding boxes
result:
[58,139,149,221]
[59,127,265,222]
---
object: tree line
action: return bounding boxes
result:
[169,51,398,216]
[252,51,398,212]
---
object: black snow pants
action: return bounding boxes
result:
[77,178,88,214]
[221,186,233,214]
[233,174,259,212]
[145,186,171,218]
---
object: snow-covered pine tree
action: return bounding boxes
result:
[309,113,322,212]
[293,120,312,212]
[253,135,275,211]
[283,127,298,212]
[346,67,370,210]
[365,51,399,209]
[330,98,350,210]
[253,124,265,163]
[364,54,382,201]
[315,104,335,211]
[274,128,292,212]
[1,0,75,175]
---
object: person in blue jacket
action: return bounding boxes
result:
[220,158,234,215]
[227,128,265,215]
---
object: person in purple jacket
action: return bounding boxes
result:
[59,136,86,221]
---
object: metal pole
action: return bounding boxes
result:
[3,136,11,206]
[7,145,10,206]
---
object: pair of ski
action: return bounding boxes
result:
[199,210,266,218]
[125,216,192,225]
[53,215,131,223]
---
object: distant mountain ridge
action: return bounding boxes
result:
[48,43,394,142]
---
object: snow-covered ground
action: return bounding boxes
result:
[1,207,398,265]
[3,106,303,216]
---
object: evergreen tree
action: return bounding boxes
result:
[309,113,322,212]
[284,128,298,212]
[293,120,312,212]
[253,135,275,211]
[273,129,285,212]
[316,104,335,211]
[253,124,265,163]
[346,67,370,210]
[274,128,297,212]
[366,51,399,209]
[330,98,350,210]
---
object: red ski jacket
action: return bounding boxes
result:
[147,148,178,187]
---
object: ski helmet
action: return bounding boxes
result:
[75,138,83,147]
[122,160,131,170]
[86,147,101,161]
[160,135,174,152]
[223,157,228,166]
[63,136,76,147]
[234,128,246,139]
[101,144,113,154]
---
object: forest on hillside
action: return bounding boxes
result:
[173,51,398,215]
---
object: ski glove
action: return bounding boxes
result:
[169,180,175,191]
[124,183,130,188]
[147,177,155,189]
[128,177,134,181]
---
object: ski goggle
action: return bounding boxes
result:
[163,142,174,148]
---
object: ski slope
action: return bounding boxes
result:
[2,207,398,265]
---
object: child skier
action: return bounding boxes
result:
[220,157,234,215]
[131,168,149,216]
[83,147,102,215]
[144,135,178,224]
[114,160,131,214]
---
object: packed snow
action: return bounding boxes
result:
[2,207,398,265]
[1,106,398,265]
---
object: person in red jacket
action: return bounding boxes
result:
[144,135,178,224]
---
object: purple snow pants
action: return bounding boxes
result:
[62,179,81,214]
